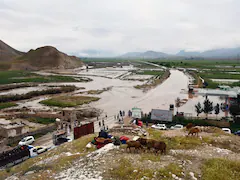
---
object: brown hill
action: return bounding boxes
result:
[11,46,83,70]
[0,40,24,61]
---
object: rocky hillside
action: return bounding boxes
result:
[11,46,83,70]
[0,40,23,61]
[2,127,240,180]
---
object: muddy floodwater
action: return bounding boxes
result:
[11,69,225,118]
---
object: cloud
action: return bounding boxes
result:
[1,0,240,56]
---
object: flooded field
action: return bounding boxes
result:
[3,69,227,118]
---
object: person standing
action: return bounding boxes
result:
[102,119,105,126]
[123,111,125,117]
[99,121,101,127]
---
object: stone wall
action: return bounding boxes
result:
[6,124,56,145]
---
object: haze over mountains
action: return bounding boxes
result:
[121,47,240,59]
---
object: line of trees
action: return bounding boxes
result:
[195,97,220,119]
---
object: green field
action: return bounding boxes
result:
[0,102,17,110]
[40,96,100,107]
[0,71,89,84]
[28,117,56,124]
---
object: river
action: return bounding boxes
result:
[7,69,225,118]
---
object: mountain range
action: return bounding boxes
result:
[121,47,240,59]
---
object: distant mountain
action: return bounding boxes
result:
[121,50,168,59]
[177,47,240,58]
[201,47,240,58]
[176,50,201,57]
[11,46,83,70]
[0,40,24,61]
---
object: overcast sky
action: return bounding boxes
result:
[1,0,240,56]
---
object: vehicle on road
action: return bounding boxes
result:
[0,145,30,168]
[18,136,35,146]
[221,128,231,134]
[151,124,167,130]
[170,124,184,130]
[34,146,48,154]
[234,130,240,136]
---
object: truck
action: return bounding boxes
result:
[52,130,69,146]
[0,145,30,168]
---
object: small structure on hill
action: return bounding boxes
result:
[0,118,29,138]
[58,108,77,132]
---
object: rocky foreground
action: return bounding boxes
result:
[2,127,240,180]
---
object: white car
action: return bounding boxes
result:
[18,136,35,146]
[151,124,167,130]
[222,128,231,134]
[34,146,48,154]
[170,124,184,130]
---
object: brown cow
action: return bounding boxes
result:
[188,127,200,136]
[186,123,194,131]
[126,140,143,153]
[153,141,167,154]
[136,138,147,146]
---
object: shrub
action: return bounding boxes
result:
[202,158,240,180]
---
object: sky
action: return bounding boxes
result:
[1,0,240,56]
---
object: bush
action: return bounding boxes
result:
[202,158,240,180]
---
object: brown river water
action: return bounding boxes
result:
[6,69,225,118]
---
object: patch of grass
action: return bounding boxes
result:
[202,158,240,180]
[0,102,17,110]
[155,163,183,179]
[140,153,161,162]
[40,96,100,107]
[107,158,183,180]
[108,158,154,180]
[28,117,55,124]
[165,136,211,150]
[199,72,240,80]
[147,128,163,140]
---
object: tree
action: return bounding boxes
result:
[229,104,240,119]
[175,97,181,114]
[203,97,213,118]
[214,103,220,119]
[195,102,202,117]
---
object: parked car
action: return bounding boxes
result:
[151,124,167,130]
[221,128,231,134]
[170,124,184,130]
[34,146,48,154]
[234,130,240,136]
[55,137,72,146]
[18,136,35,146]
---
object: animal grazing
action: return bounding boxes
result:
[188,127,200,136]
[136,138,147,146]
[126,140,143,153]
[153,141,167,154]
[186,123,194,130]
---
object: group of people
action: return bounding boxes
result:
[97,115,109,131]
